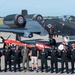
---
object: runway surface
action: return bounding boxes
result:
[0,32,74,75]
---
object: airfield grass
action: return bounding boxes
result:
[0,18,3,25]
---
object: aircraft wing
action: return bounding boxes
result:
[0,21,48,38]
[0,27,26,33]
[0,26,36,38]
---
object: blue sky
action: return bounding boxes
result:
[0,0,75,16]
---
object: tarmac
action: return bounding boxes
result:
[0,32,74,75]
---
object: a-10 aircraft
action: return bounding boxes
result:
[0,10,75,45]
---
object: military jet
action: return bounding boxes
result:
[0,10,75,45]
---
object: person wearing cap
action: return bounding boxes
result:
[21,44,29,72]
[40,47,48,72]
[30,44,39,72]
[13,45,21,72]
[60,44,69,73]
[49,45,58,73]
[3,45,12,72]
[70,43,75,74]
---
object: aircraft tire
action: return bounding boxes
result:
[49,38,56,46]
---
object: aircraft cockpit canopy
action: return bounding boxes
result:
[68,15,75,24]
[59,15,75,24]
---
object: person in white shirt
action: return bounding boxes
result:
[58,41,66,51]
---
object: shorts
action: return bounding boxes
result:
[31,56,38,64]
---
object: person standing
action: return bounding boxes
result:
[40,47,48,72]
[30,44,39,72]
[60,45,69,73]
[3,45,12,72]
[0,50,2,71]
[70,43,75,74]
[49,45,58,73]
[21,45,29,72]
[13,45,21,72]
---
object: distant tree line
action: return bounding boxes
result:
[0,17,4,18]
[44,16,58,19]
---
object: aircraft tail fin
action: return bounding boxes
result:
[21,10,28,16]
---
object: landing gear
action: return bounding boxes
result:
[49,35,56,46]
[16,34,21,41]
[49,38,56,45]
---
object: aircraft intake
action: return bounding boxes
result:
[3,14,26,28]
[33,14,43,21]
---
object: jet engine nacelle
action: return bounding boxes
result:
[3,14,26,28]
[32,14,43,21]
[49,38,56,46]
[25,14,43,21]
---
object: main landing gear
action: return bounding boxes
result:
[49,35,56,46]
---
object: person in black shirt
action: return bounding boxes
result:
[30,44,39,72]
[60,45,69,73]
[40,47,48,72]
[13,45,21,72]
[70,43,75,74]
[49,45,58,73]
[3,45,12,72]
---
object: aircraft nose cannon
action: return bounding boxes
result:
[3,14,26,28]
